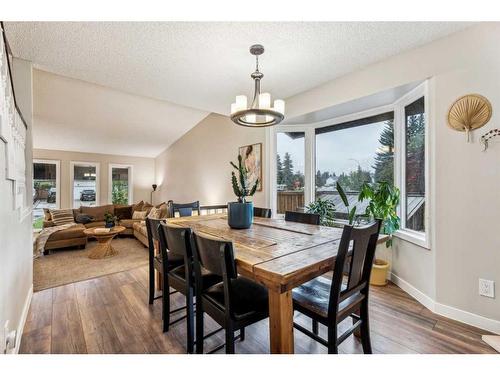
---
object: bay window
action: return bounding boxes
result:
[271,81,429,247]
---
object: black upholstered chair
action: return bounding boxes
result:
[167,200,201,217]
[158,223,222,353]
[145,218,184,330]
[285,210,320,225]
[191,232,269,354]
[292,220,382,354]
[253,207,272,218]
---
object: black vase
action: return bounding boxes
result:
[227,201,253,229]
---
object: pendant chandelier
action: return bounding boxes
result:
[230,44,285,127]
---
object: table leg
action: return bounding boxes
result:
[268,289,294,354]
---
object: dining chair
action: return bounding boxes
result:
[292,220,382,354]
[157,222,223,353]
[253,207,272,218]
[145,218,185,330]
[285,210,320,225]
[191,232,269,354]
[200,204,228,215]
[167,200,201,217]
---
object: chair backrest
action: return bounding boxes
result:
[200,204,228,215]
[284,211,320,225]
[168,200,201,217]
[191,231,238,318]
[158,223,193,278]
[328,220,382,316]
[191,232,236,278]
[254,207,272,218]
[145,217,164,255]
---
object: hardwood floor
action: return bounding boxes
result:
[20,265,495,354]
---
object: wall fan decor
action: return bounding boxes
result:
[447,94,492,142]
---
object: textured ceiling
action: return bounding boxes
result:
[5,22,473,116]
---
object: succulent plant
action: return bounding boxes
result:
[230,154,259,203]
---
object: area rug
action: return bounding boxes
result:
[34,237,148,291]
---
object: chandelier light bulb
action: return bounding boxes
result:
[230,45,285,127]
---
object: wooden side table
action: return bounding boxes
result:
[83,226,125,259]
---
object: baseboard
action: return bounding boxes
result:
[390,272,435,311]
[14,284,33,354]
[389,273,500,335]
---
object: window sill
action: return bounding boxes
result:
[394,229,430,250]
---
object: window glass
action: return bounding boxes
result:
[33,162,57,229]
[315,113,394,218]
[404,97,425,232]
[73,164,97,207]
[276,132,305,214]
[111,167,130,204]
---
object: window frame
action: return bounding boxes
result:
[69,161,101,208]
[33,159,61,210]
[269,81,431,249]
[393,82,430,248]
[108,163,134,205]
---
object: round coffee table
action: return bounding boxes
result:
[84,226,125,259]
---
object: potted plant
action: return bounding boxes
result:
[336,182,357,225]
[104,212,118,228]
[228,154,259,229]
[306,197,336,227]
[358,181,400,286]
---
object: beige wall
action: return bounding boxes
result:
[33,149,155,207]
[0,58,33,353]
[287,23,500,325]
[154,113,267,207]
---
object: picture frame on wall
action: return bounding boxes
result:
[239,142,262,191]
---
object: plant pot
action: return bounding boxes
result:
[105,222,115,228]
[370,259,390,286]
[227,201,253,229]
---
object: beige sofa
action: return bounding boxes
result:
[42,202,157,254]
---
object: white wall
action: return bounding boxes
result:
[0,58,34,353]
[154,113,267,207]
[33,149,156,207]
[286,23,500,328]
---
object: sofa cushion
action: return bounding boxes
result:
[133,221,147,237]
[114,205,133,220]
[81,205,114,221]
[47,224,86,241]
[50,209,76,226]
[84,221,106,228]
[132,210,148,220]
[142,202,154,214]
[120,219,142,229]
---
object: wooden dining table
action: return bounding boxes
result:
[167,213,346,354]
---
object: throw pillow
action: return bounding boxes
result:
[147,207,162,219]
[157,203,169,219]
[132,200,144,212]
[49,209,75,226]
[115,205,133,220]
[132,210,148,220]
[75,214,94,224]
[142,202,154,214]
[43,208,51,221]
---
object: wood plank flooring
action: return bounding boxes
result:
[20,265,496,354]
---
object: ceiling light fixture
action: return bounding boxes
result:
[230,44,285,127]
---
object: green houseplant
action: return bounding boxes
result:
[104,212,118,228]
[358,181,400,247]
[228,154,259,229]
[306,198,336,226]
[336,182,357,225]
